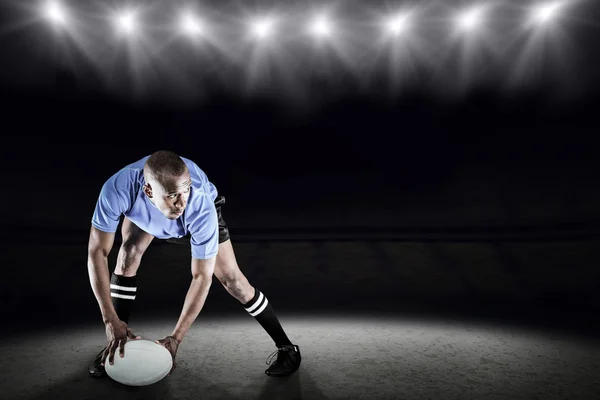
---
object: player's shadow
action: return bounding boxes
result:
[255,367,330,400]
[22,372,178,400]
[21,361,232,400]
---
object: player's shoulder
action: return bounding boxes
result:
[181,156,213,188]
[124,155,150,173]
[103,155,148,191]
[181,157,207,179]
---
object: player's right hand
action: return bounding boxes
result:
[101,318,141,366]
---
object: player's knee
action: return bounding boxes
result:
[219,266,250,290]
[218,270,240,288]
[221,274,251,301]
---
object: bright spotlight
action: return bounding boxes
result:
[384,12,411,37]
[529,1,564,25]
[250,17,276,39]
[179,12,203,36]
[309,15,332,37]
[44,1,67,25]
[115,10,137,35]
[456,6,485,32]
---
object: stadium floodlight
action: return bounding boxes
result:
[250,17,276,40]
[115,9,137,36]
[384,12,412,37]
[529,1,564,25]
[456,5,485,33]
[309,15,333,38]
[179,11,203,36]
[44,1,67,26]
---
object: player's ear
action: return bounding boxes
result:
[143,183,153,198]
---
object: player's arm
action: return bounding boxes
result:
[170,255,217,343]
[87,225,119,323]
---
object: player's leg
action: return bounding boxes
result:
[89,217,155,377]
[212,196,301,377]
[110,217,155,324]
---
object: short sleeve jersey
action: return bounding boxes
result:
[91,155,219,260]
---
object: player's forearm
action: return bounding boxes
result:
[171,275,213,342]
[87,253,118,323]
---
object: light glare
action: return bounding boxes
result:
[116,10,137,35]
[309,16,332,37]
[250,17,275,39]
[456,6,484,32]
[530,1,563,25]
[385,13,411,36]
[180,12,203,36]
[45,1,66,25]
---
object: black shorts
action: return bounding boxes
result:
[214,195,231,244]
[165,195,230,245]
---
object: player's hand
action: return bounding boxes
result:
[155,336,180,375]
[102,318,140,366]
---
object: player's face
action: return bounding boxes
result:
[145,172,192,220]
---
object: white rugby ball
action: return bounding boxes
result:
[104,339,173,386]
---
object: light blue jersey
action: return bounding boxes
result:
[91,155,219,260]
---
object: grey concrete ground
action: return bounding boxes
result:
[1,238,600,399]
[1,315,599,400]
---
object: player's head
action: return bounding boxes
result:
[143,150,191,220]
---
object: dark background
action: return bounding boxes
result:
[1,0,600,337]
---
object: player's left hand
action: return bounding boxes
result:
[155,335,180,375]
